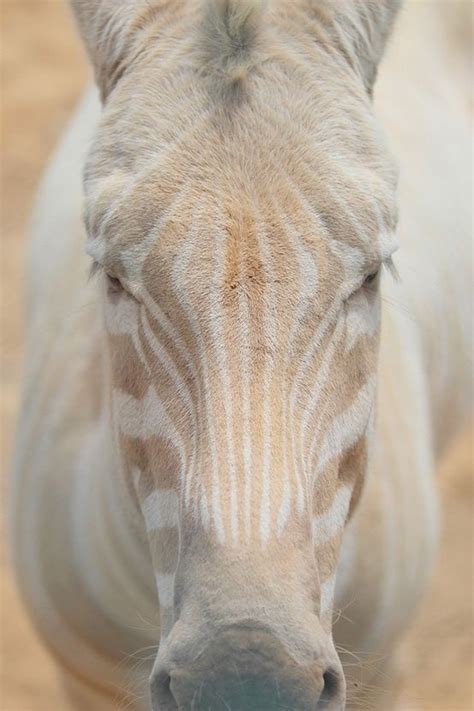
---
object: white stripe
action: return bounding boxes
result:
[299,318,345,459]
[141,308,198,509]
[311,376,376,476]
[118,181,193,281]
[156,573,175,609]
[256,222,277,545]
[238,283,253,541]
[131,466,141,492]
[140,285,196,378]
[208,222,239,544]
[113,387,186,467]
[312,485,352,545]
[320,574,337,618]
[141,309,196,419]
[276,477,292,537]
[289,300,342,494]
[344,291,380,354]
[105,295,151,375]
[266,163,338,513]
[270,196,319,522]
[142,489,179,532]
[199,485,210,530]
[335,521,358,606]
[171,208,225,543]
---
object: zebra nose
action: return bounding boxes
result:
[151,625,345,710]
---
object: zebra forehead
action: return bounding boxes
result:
[88,185,396,298]
[83,2,398,279]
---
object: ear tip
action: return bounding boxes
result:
[335,0,402,93]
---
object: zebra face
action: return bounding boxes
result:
[82,2,399,707]
[95,183,396,583]
[88,160,396,709]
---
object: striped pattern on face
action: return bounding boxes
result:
[101,197,385,628]
[85,4,398,626]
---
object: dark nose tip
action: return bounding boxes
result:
[151,626,345,710]
[153,666,343,710]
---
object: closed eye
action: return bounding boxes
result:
[364,269,380,286]
[363,257,399,290]
[105,273,124,294]
[88,261,125,294]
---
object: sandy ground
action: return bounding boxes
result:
[1,3,473,710]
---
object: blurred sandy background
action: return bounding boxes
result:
[1,2,472,710]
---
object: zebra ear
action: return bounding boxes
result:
[69,1,149,101]
[315,0,402,93]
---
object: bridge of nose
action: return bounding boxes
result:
[150,529,344,708]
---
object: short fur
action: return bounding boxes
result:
[203,0,266,59]
[10,2,472,710]
[324,0,401,90]
[200,0,267,92]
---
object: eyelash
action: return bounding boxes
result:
[88,261,102,281]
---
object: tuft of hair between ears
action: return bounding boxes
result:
[200,0,267,97]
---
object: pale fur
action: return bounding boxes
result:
[200,0,267,89]
[10,2,472,710]
[316,0,402,90]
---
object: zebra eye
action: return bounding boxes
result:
[106,273,124,294]
[89,261,126,295]
[363,269,380,287]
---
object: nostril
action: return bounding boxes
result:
[150,672,177,711]
[319,668,342,708]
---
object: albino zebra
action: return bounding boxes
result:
[9,1,472,709]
